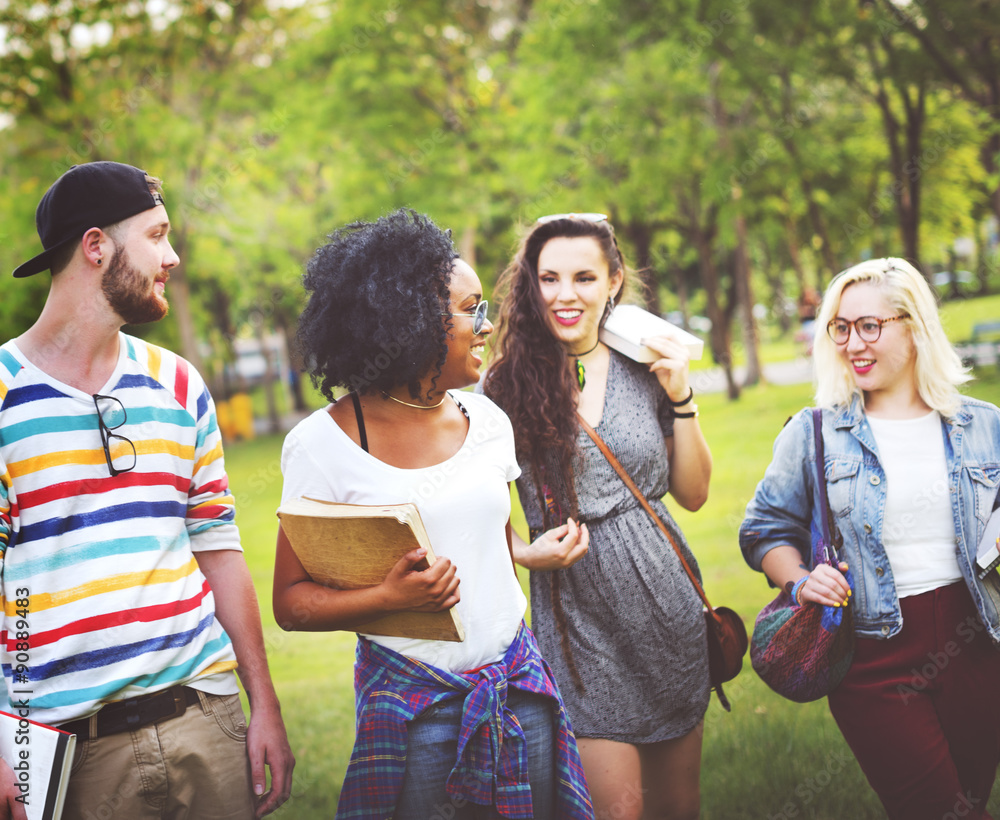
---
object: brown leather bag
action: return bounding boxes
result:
[578,414,748,711]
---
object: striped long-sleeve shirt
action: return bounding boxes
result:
[0,334,240,726]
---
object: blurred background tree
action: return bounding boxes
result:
[2,0,997,406]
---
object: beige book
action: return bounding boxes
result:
[601,304,705,362]
[277,497,465,642]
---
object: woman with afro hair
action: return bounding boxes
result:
[273,209,593,820]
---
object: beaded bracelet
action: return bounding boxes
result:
[791,576,808,607]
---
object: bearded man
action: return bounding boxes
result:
[0,162,293,820]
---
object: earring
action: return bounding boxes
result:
[96,258,103,266]
[606,296,614,315]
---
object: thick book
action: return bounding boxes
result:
[277,498,465,642]
[600,304,704,362]
[976,507,1000,579]
[0,710,75,820]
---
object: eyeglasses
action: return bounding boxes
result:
[442,299,489,334]
[536,213,608,225]
[93,393,137,476]
[826,315,909,345]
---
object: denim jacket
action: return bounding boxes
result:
[740,394,1000,641]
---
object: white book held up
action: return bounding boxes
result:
[0,710,75,820]
[600,304,704,363]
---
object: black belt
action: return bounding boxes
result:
[59,685,201,741]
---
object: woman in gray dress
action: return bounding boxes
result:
[481,213,713,820]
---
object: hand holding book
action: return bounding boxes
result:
[0,712,75,820]
[0,758,29,820]
[600,304,704,363]
[382,547,461,613]
[276,498,466,641]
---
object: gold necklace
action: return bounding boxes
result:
[381,391,448,410]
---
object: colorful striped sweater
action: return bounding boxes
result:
[0,334,240,726]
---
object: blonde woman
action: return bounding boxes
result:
[741,258,1000,819]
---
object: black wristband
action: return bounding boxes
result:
[666,387,694,407]
[672,408,698,419]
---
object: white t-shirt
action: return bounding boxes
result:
[867,410,961,598]
[279,390,526,673]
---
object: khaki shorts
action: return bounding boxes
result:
[63,691,255,820]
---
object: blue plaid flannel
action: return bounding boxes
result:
[335,621,593,819]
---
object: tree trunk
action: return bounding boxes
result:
[623,222,660,314]
[253,313,281,435]
[691,214,738,400]
[802,180,839,279]
[278,317,308,413]
[982,132,1000,253]
[775,74,838,280]
[734,212,762,387]
[974,219,991,297]
[785,215,807,298]
[459,224,477,269]
[671,261,691,328]
[763,244,793,335]
[867,46,926,273]
[900,103,924,270]
[168,228,207,376]
[206,281,237,399]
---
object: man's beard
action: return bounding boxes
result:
[101,242,169,325]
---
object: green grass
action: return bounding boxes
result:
[939,292,1000,341]
[226,310,1000,818]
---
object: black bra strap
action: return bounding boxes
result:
[350,391,369,453]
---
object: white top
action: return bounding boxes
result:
[867,411,961,598]
[279,390,526,673]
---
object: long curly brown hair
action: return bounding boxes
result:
[482,216,628,688]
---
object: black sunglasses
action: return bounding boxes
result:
[93,394,137,477]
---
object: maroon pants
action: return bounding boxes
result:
[828,582,1000,820]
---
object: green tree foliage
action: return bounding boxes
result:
[2,0,997,399]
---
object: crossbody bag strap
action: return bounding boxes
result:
[811,408,838,564]
[577,413,717,619]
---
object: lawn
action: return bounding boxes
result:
[226,325,1000,818]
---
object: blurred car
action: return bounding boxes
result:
[932,270,973,287]
[664,310,712,334]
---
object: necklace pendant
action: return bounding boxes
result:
[575,358,586,390]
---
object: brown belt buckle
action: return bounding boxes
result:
[167,686,189,721]
[122,685,188,730]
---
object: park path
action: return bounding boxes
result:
[691,357,814,394]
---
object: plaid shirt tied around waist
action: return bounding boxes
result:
[335,621,593,819]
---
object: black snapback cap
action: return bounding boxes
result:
[13,161,165,278]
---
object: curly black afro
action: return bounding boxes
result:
[297,208,459,402]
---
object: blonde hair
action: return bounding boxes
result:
[813,257,970,416]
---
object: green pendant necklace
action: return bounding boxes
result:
[568,340,600,390]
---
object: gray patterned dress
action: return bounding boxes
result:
[517,351,710,743]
